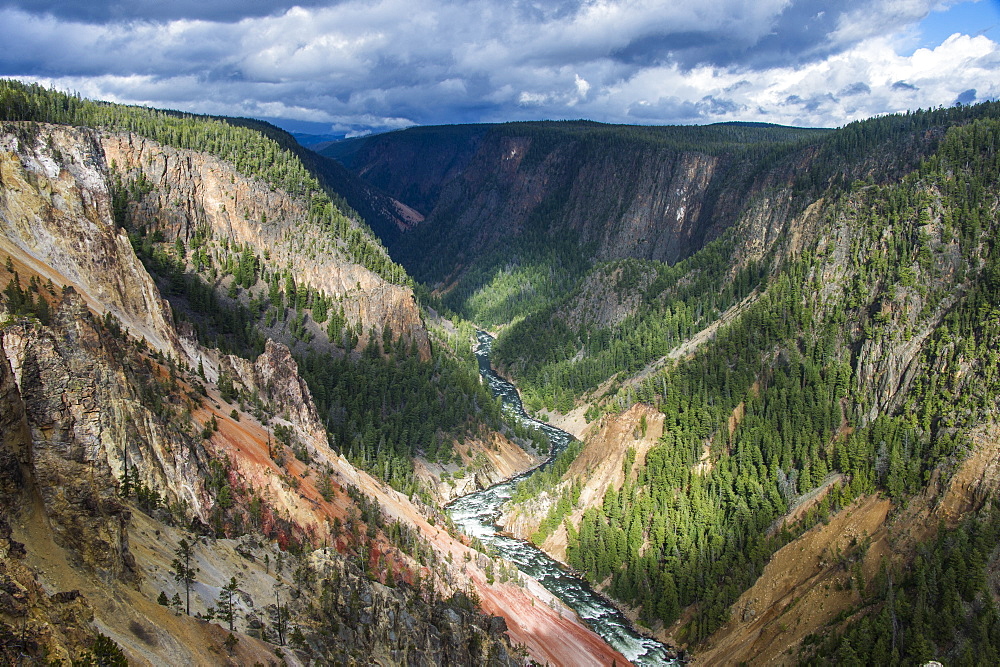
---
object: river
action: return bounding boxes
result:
[446,331,678,666]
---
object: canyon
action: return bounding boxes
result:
[4,82,1000,667]
[0,120,626,665]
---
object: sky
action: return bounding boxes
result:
[1,0,998,137]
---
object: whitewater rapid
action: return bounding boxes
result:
[447,331,678,665]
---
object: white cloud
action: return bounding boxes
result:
[0,1,996,132]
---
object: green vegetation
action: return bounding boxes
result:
[330,118,828,167]
[0,78,407,285]
[511,439,582,504]
[493,244,766,411]
[399,205,595,329]
[172,537,199,616]
[802,505,1000,665]
[297,323,512,492]
[72,634,129,667]
[2,272,53,324]
[488,104,1000,649]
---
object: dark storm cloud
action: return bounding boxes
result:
[839,82,871,97]
[0,0,996,133]
[3,0,335,23]
[697,96,744,116]
[627,95,743,121]
[954,88,977,105]
[733,0,844,67]
[6,0,937,74]
[627,97,704,121]
[598,0,933,71]
[784,93,839,113]
[608,0,846,70]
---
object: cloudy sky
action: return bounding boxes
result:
[1,0,998,136]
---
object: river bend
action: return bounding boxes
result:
[447,331,677,666]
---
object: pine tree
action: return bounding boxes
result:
[216,575,240,632]
[172,538,199,615]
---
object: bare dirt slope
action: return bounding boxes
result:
[691,423,1000,665]
[501,404,664,564]
[14,502,288,666]
[691,494,891,665]
[415,431,542,504]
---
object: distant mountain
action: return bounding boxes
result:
[324,119,832,326]
[291,131,347,150]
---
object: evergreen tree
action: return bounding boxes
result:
[172,538,199,616]
[216,576,240,632]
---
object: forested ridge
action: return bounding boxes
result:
[0,79,539,502]
[482,102,1000,658]
[7,75,1000,664]
[0,79,407,285]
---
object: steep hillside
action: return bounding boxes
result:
[0,285,542,664]
[500,403,663,562]
[325,121,832,325]
[322,123,491,216]
[484,101,1000,662]
[0,91,630,664]
[230,117,425,248]
[0,125,191,364]
[1,80,550,498]
[102,130,430,361]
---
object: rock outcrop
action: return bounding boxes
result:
[0,334,32,510]
[500,403,663,562]
[220,338,328,450]
[101,132,430,360]
[1,290,185,580]
[415,431,541,504]
[0,124,189,363]
[0,516,99,664]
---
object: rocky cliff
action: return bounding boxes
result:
[0,328,32,511]
[322,123,489,217]
[0,124,190,364]
[102,131,430,360]
[3,292,140,581]
[1,119,629,666]
[325,122,831,293]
